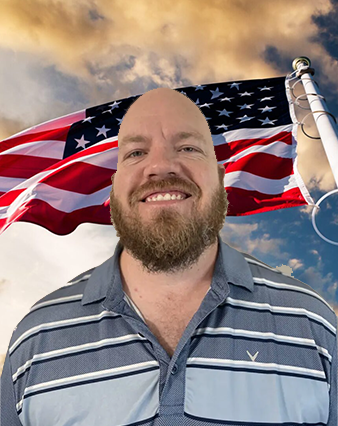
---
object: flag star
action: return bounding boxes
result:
[239,103,254,110]
[239,91,254,97]
[194,85,206,90]
[180,91,187,96]
[75,135,90,149]
[108,101,121,110]
[82,116,95,123]
[258,117,277,125]
[220,97,234,102]
[229,82,241,90]
[116,117,124,125]
[260,96,274,102]
[96,125,111,138]
[194,98,200,105]
[217,109,233,117]
[258,105,277,113]
[237,115,255,123]
[210,87,224,99]
[199,102,213,108]
[216,124,229,130]
[258,86,273,91]
[205,116,212,120]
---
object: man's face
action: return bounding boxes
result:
[110,89,228,275]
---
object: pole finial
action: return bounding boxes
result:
[292,57,311,71]
[292,57,314,77]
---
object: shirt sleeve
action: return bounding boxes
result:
[327,315,337,426]
[0,350,23,426]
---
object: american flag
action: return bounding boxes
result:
[0,76,314,235]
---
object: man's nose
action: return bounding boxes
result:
[142,144,182,177]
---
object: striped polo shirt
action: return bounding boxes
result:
[1,235,337,426]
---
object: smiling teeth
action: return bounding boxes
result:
[146,193,186,202]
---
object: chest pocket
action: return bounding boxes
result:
[184,357,329,424]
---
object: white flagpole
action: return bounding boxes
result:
[292,57,338,245]
[292,57,338,187]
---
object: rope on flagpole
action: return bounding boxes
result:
[312,189,338,246]
[292,56,338,245]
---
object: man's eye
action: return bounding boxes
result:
[181,147,197,152]
[127,150,143,158]
[126,147,197,159]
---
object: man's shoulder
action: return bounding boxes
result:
[238,248,337,323]
[10,266,98,347]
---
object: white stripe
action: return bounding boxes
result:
[223,170,298,194]
[226,297,336,334]
[29,294,83,313]
[193,326,332,362]
[252,276,335,312]
[0,140,65,159]
[0,183,110,218]
[9,310,118,354]
[223,140,296,164]
[16,360,158,411]
[187,357,326,378]
[5,109,85,141]
[212,124,293,146]
[68,273,93,285]
[12,333,147,382]
[244,257,279,272]
[0,176,26,192]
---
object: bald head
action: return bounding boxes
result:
[118,87,215,155]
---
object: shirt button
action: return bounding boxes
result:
[171,364,178,375]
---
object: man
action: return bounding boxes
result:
[1,88,337,425]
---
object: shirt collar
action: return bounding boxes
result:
[81,234,254,306]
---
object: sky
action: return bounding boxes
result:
[0,0,338,367]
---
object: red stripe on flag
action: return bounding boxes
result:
[0,189,26,207]
[42,162,114,194]
[226,186,307,216]
[0,126,70,154]
[0,155,59,179]
[214,131,292,160]
[0,198,111,236]
[224,153,294,179]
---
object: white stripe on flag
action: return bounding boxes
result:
[223,171,298,193]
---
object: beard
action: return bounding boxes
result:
[109,169,228,275]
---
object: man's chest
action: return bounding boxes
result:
[138,300,202,357]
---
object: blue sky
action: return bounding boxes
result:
[0,0,337,358]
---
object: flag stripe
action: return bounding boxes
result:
[0,155,59,179]
[224,153,294,179]
[227,187,306,216]
[0,127,70,154]
[0,200,110,235]
[0,140,66,159]
[42,163,114,194]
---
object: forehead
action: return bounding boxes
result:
[119,129,206,149]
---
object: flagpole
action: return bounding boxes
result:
[292,56,338,245]
[292,57,338,187]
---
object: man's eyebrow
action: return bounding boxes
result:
[119,131,206,148]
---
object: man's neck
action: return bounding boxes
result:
[119,240,219,302]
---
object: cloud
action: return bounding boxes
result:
[221,222,288,259]
[0,1,337,140]
[298,266,338,305]
[288,258,304,270]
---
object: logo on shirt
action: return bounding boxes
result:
[246,350,259,362]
